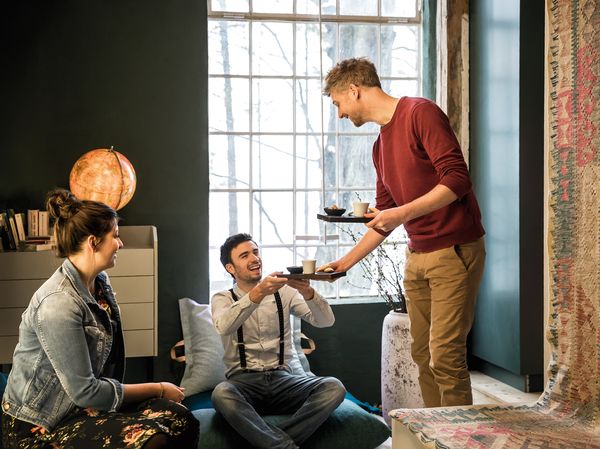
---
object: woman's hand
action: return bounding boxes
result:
[159,382,186,403]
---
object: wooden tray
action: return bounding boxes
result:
[316,213,371,223]
[274,271,346,281]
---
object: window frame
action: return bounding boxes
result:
[208,1,423,302]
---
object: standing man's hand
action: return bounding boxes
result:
[366,206,407,233]
[316,260,346,274]
[249,273,287,303]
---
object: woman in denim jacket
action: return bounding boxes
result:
[1,189,199,449]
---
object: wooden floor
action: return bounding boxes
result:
[374,371,542,449]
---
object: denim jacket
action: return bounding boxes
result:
[1,258,125,431]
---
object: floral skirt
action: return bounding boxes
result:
[1,398,199,449]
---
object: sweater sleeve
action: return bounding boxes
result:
[412,101,472,199]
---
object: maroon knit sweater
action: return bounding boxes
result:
[372,97,485,252]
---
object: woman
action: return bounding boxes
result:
[1,189,199,449]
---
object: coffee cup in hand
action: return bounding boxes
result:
[352,201,370,217]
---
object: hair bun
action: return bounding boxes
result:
[46,189,82,220]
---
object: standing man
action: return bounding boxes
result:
[321,58,485,407]
[211,233,346,449]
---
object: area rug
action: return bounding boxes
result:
[390,0,600,447]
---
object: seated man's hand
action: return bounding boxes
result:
[285,278,314,300]
[249,273,288,303]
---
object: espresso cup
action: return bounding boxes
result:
[302,259,316,274]
[352,201,370,217]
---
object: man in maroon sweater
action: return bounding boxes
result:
[321,57,486,407]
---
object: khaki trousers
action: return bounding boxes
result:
[404,238,485,407]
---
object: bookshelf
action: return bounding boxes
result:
[0,225,158,364]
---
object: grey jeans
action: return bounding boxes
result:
[211,370,346,449]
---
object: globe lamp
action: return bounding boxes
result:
[69,147,137,210]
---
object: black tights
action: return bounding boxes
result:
[142,433,171,449]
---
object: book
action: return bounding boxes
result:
[38,211,49,236]
[21,236,51,244]
[15,213,27,242]
[0,212,16,250]
[27,209,39,237]
[7,210,21,246]
[18,241,55,252]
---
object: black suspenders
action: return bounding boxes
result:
[229,288,285,370]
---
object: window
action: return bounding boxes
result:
[208,0,421,300]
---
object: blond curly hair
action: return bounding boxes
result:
[323,57,382,96]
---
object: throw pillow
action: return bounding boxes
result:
[179,298,227,396]
[190,398,391,449]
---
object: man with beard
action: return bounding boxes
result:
[210,233,346,449]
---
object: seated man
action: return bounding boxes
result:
[211,233,346,449]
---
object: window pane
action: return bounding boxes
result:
[380,25,419,77]
[252,192,294,245]
[339,24,379,64]
[383,79,419,97]
[339,0,377,16]
[210,77,250,133]
[321,0,336,15]
[322,134,337,188]
[209,21,249,76]
[252,135,294,189]
[210,248,234,295]
[211,0,249,13]
[295,191,322,237]
[253,0,292,13]
[295,78,323,133]
[339,135,377,188]
[252,22,294,76]
[382,0,417,17]
[320,23,339,70]
[210,192,251,246]
[295,136,322,189]
[296,23,322,77]
[260,247,295,275]
[252,78,293,132]
[338,263,374,298]
[209,134,250,189]
[296,0,319,15]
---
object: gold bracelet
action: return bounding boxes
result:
[159,382,164,398]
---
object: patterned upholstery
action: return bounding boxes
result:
[390,1,600,447]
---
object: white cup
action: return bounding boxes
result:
[302,259,316,274]
[352,201,370,217]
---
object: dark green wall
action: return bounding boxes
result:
[469,0,544,390]
[305,302,390,404]
[0,1,208,382]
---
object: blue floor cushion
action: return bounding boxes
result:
[189,395,390,449]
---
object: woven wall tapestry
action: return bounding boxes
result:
[389,1,600,446]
